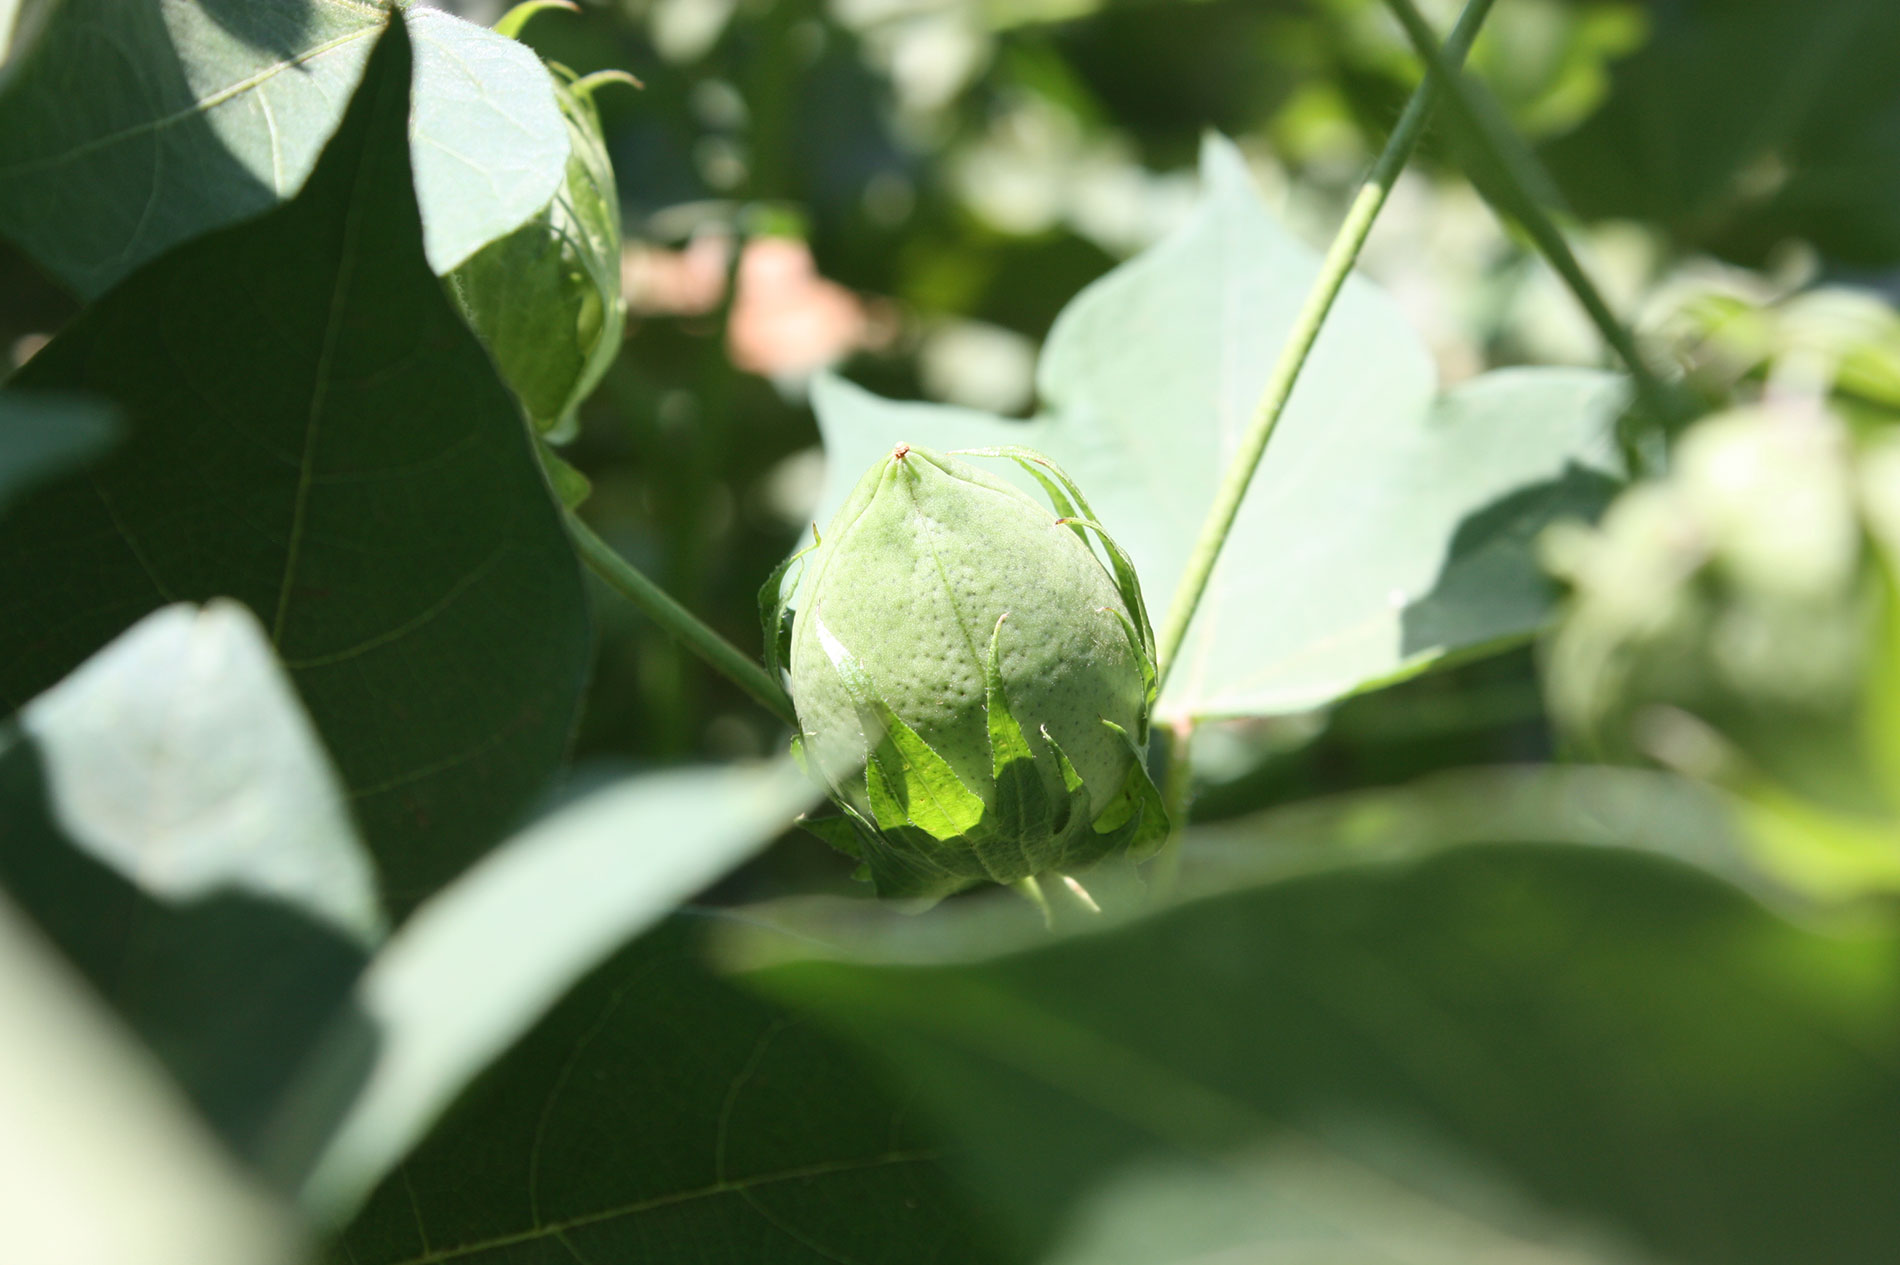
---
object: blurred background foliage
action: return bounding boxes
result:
[8,0,1900,897]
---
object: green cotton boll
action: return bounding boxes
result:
[769,443,1167,902]
[447,71,624,440]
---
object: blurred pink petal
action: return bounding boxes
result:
[621,233,730,317]
[621,234,893,376]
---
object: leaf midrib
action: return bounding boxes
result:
[0,23,381,180]
[269,38,384,647]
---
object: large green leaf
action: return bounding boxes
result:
[806,136,1626,723]
[333,920,993,1265]
[741,829,1900,1265]
[1541,0,1900,266]
[0,891,305,1265]
[0,601,378,1158]
[0,14,591,911]
[0,0,567,297]
[299,759,818,1219]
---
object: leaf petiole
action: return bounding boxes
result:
[1380,0,1676,469]
[565,510,798,727]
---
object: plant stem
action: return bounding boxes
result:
[1380,0,1675,462]
[1153,0,1498,691]
[565,510,799,727]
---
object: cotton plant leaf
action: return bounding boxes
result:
[0,16,591,913]
[730,771,1898,1265]
[804,136,1626,723]
[16,602,380,944]
[331,919,996,1265]
[446,68,624,435]
[295,759,817,1221]
[0,0,567,297]
[0,602,376,1160]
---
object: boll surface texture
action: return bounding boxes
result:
[771,443,1165,900]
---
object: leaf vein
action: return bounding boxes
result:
[0,27,380,180]
[387,1150,943,1265]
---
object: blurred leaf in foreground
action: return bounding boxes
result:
[738,829,1900,1265]
[0,890,305,1265]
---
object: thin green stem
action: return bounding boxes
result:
[1380,0,1674,462]
[566,510,798,727]
[1153,0,1498,690]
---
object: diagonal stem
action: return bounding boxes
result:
[1153,0,1499,691]
[566,510,798,727]
[1381,0,1676,464]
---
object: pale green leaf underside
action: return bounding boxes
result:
[807,135,1626,723]
[0,0,566,296]
[18,602,381,945]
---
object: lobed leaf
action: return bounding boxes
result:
[804,137,1626,723]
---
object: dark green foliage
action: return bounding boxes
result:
[754,843,1900,1265]
[0,16,590,912]
[336,920,994,1265]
